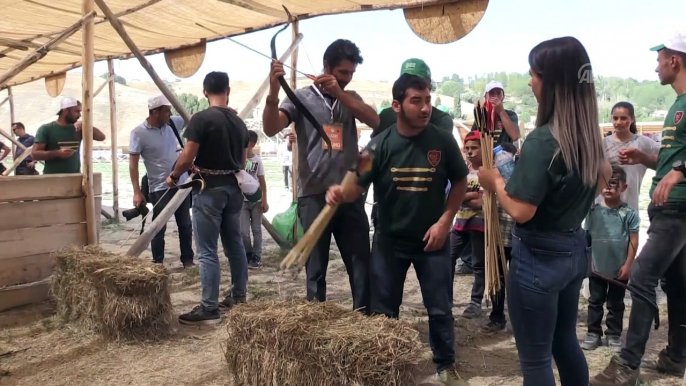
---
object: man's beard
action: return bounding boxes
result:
[399,107,427,130]
[65,116,77,124]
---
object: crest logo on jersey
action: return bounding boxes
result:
[428,150,441,167]
[675,111,683,125]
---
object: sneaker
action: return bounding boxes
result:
[590,355,639,386]
[455,264,473,275]
[248,259,262,270]
[178,305,220,326]
[641,348,686,377]
[481,319,506,333]
[218,295,246,310]
[461,304,482,319]
[437,366,469,386]
[581,332,602,351]
[182,260,196,269]
[607,335,623,352]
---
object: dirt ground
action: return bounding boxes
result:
[0,162,678,386]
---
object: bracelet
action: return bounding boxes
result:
[266,95,279,106]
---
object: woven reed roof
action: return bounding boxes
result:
[0,0,455,89]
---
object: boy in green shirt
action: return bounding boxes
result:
[581,166,639,352]
[33,97,106,174]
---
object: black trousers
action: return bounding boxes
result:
[450,230,486,306]
[149,189,194,264]
[621,203,686,368]
[587,276,627,337]
[491,246,513,324]
[15,164,38,175]
[297,194,371,314]
[282,166,291,188]
[370,233,455,372]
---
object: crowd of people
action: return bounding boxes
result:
[2,25,685,386]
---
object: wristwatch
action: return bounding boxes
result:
[672,160,686,177]
[169,172,180,183]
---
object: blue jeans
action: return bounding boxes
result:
[508,225,591,386]
[192,183,248,311]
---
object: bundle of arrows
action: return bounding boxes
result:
[474,101,508,302]
[280,146,375,276]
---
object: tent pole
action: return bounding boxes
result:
[107,58,119,222]
[82,0,97,244]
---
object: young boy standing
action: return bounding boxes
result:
[450,131,486,319]
[241,130,269,269]
[582,166,639,351]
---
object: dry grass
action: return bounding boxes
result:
[224,300,424,386]
[50,246,173,342]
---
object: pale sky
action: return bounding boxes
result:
[89,0,685,85]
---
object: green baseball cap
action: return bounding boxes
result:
[400,58,431,80]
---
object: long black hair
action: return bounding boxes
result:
[611,101,637,134]
[528,36,604,186]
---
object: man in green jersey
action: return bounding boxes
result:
[33,97,106,174]
[592,30,686,386]
[370,59,455,228]
[470,80,520,143]
[326,74,469,385]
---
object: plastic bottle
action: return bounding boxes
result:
[493,145,516,181]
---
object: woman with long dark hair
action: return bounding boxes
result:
[598,102,660,211]
[478,37,611,386]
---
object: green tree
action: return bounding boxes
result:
[435,96,442,107]
[172,93,209,115]
[438,81,464,97]
[453,92,462,118]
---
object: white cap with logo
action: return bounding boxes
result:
[485,80,504,94]
[651,30,686,54]
[148,94,172,110]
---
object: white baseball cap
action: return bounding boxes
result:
[60,97,79,110]
[485,80,504,94]
[651,30,686,54]
[148,94,171,110]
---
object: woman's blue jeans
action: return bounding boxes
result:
[508,225,591,386]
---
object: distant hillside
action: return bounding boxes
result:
[0,74,452,147]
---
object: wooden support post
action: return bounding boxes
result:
[0,97,8,108]
[95,0,190,122]
[0,11,96,88]
[0,126,26,150]
[82,0,97,244]
[290,20,300,241]
[107,59,119,222]
[8,88,14,159]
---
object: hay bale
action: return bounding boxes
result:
[224,301,424,386]
[51,246,173,341]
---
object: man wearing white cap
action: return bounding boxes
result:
[471,80,520,143]
[592,31,686,386]
[33,97,106,174]
[129,94,194,268]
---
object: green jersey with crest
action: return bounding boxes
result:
[650,93,686,203]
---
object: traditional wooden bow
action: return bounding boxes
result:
[271,6,332,156]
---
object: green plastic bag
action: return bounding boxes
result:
[272,201,304,245]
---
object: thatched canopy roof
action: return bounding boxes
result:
[0,0,456,89]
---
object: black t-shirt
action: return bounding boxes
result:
[470,109,519,144]
[359,124,469,253]
[183,106,248,187]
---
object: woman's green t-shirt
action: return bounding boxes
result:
[505,124,597,232]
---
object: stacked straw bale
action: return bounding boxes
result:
[51,246,173,341]
[224,300,424,386]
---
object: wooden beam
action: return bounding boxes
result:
[93,74,112,98]
[0,11,96,88]
[0,278,50,313]
[8,88,15,158]
[95,0,190,123]
[0,197,86,231]
[290,20,300,242]
[0,253,53,288]
[0,173,101,202]
[82,0,97,245]
[107,59,119,222]
[0,126,26,150]
[2,148,32,176]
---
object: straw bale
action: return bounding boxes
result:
[224,300,424,386]
[50,246,173,341]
